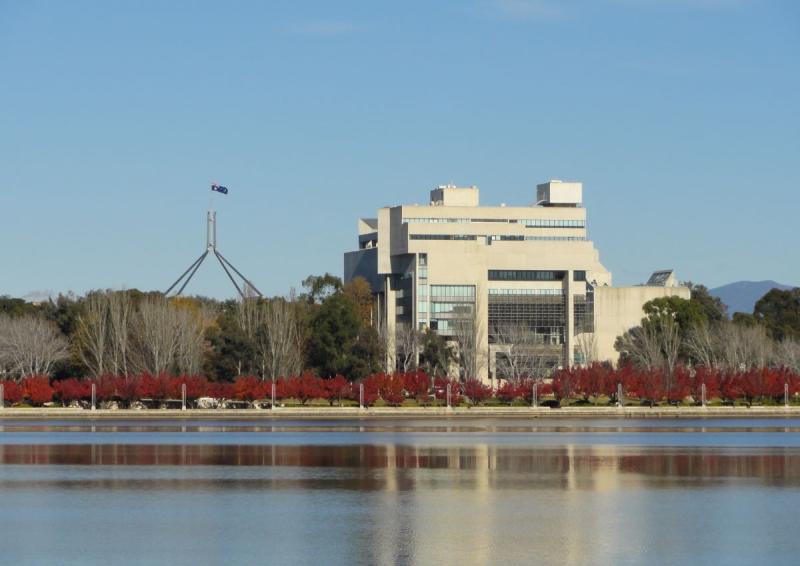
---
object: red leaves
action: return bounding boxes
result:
[463,379,492,405]
[1,380,23,404]
[53,378,92,403]
[3,366,800,408]
[22,375,54,406]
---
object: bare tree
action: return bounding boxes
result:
[776,338,800,372]
[574,330,598,367]
[451,293,484,380]
[173,304,210,375]
[395,323,422,373]
[256,297,304,380]
[131,297,183,374]
[494,324,549,382]
[108,290,132,375]
[617,324,664,371]
[685,321,718,368]
[74,292,110,377]
[0,314,69,379]
[660,315,682,376]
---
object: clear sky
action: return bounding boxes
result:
[1,0,798,300]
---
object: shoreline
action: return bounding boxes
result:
[1,406,800,420]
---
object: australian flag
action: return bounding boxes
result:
[211,183,229,195]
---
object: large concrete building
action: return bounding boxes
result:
[344,181,689,382]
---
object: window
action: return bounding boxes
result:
[410,234,477,241]
[418,284,428,297]
[488,270,567,281]
[573,270,586,282]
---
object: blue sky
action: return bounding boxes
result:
[1,0,798,300]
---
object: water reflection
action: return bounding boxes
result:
[2,444,800,486]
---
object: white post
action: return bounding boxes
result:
[359,383,364,409]
[0,383,4,409]
[271,381,276,409]
[181,383,187,411]
[617,382,624,407]
[446,383,452,408]
[532,382,538,408]
[91,383,96,411]
[701,383,707,408]
[785,382,789,408]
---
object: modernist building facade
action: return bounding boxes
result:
[344,181,689,381]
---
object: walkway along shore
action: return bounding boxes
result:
[2,406,800,420]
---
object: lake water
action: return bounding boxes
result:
[1,417,799,565]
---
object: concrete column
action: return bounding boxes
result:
[565,272,575,369]
[384,275,396,371]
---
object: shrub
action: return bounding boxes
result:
[22,375,54,406]
[463,379,492,405]
[53,378,92,404]
[0,380,23,405]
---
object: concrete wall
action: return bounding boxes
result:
[592,285,692,364]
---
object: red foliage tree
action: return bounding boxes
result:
[207,381,235,399]
[692,366,721,403]
[294,372,323,405]
[665,366,692,404]
[496,381,518,404]
[323,375,353,406]
[403,370,431,398]
[463,379,492,405]
[178,375,209,400]
[719,370,744,403]
[0,380,23,405]
[53,378,92,405]
[553,368,580,402]
[234,376,265,401]
[22,375,54,406]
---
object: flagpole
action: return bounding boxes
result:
[165,181,262,299]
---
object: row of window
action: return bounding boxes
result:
[410,234,586,242]
[430,285,476,298]
[403,217,585,228]
[410,234,478,241]
[488,270,567,281]
[522,219,584,228]
[489,288,564,296]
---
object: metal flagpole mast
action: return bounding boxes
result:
[164,182,263,299]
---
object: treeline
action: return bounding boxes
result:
[0,274,452,383]
[3,365,800,408]
[613,285,800,374]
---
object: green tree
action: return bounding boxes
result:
[683,282,727,322]
[419,329,454,377]
[347,325,384,379]
[301,273,343,305]
[754,288,800,341]
[306,292,361,377]
[0,296,38,317]
[203,311,255,380]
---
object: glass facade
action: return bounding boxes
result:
[429,284,475,336]
[488,270,567,281]
[488,292,566,346]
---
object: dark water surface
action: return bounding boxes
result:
[1,418,798,565]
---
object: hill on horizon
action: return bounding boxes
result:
[710,280,795,316]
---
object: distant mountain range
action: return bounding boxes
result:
[709,280,795,316]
